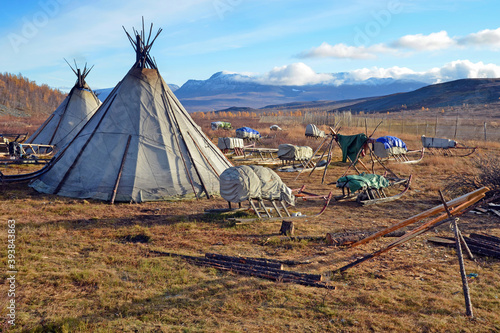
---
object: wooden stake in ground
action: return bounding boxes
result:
[438,190,474,319]
[280,221,294,236]
[452,218,474,318]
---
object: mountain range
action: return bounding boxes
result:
[93,72,500,114]
[336,78,500,113]
[95,71,427,112]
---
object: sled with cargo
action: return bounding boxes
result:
[421,135,476,157]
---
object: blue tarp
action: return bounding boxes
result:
[235,127,261,139]
[376,136,407,151]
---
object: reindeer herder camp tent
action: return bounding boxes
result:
[30,21,233,202]
[26,62,101,150]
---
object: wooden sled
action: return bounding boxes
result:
[206,187,332,222]
[372,141,424,164]
[421,135,476,157]
[334,174,412,205]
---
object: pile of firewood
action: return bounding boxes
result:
[428,233,500,259]
[151,250,333,289]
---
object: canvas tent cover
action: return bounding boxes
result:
[26,83,101,149]
[421,135,456,149]
[219,165,295,205]
[218,137,244,150]
[235,127,260,139]
[277,144,313,161]
[305,124,325,138]
[336,173,389,193]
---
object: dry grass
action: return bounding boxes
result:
[0,115,499,332]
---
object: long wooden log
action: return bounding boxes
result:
[469,233,500,245]
[349,187,489,248]
[194,260,331,288]
[194,257,323,282]
[205,253,284,270]
[326,230,406,246]
[463,237,500,251]
[428,236,500,258]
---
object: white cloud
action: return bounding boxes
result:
[236,60,500,86]
[392,30,456,51]
[255,62,334,86]
[435,59,500,81]
[348,66,418,81]
[348,60,500,84]
[458,27,500,48]
[299,42,389,59]
[300,27,500,60]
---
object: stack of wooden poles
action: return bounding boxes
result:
[151,251,332,289]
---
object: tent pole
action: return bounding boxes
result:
[186,131,220,177]
[110,135,132,204]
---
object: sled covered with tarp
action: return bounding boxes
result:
[276,144,323,172]
[218,137,244,155]
[421,135,476,157]
[305,124,325,138]
[270,125,282,131]
[335,172,412,205]
[235,127,261,140]
[372,136,424,164]
[277,144,313,161]
[214,165,332,219]
[211,121,232,130]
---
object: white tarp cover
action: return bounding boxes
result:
[305,124,325,138]
[31,68,233,202]
[421,135,456,149]
[219,165,295,205]
[278,144,313,161]
[26,84,101,150]
[218,137,244,150]
[373,142,407,158]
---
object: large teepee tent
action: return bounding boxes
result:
[31,22,232,202]
[26,62,101,150]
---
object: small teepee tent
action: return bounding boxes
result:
[26,62,101,150]
[31,21,232,202]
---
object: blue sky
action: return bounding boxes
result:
[2,0,500,91]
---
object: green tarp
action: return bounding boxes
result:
[336,173,389,193]
[337,133,367,163]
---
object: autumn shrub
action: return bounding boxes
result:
[444,154,500,196]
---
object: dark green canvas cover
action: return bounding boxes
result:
[337,133,368,163]
[336,173,389,193]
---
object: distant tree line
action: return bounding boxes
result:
[0,72,65,114]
